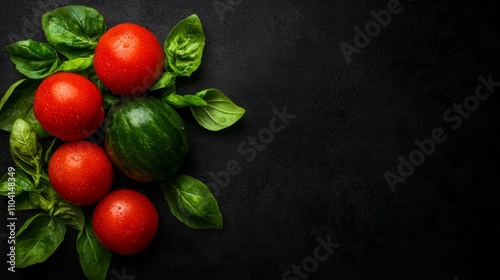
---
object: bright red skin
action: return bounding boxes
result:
[34,72,104,141]
[48,141,114,205]
[92,189,159,255]
[94,23,165,95]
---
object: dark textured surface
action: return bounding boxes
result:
[1,0,500,279]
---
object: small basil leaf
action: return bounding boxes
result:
[84,69,120,111]
[16,192,42,211]
[163,91,184,106]
[5,40,61,79]
[16,213,66,268]
[160,175,223,230]
[102,90,121,111]
[150,71,176,91]
[0,79,49,138]
[24,106,51,139]
[39,179,84,231]
[184,95,208,107]
[44,137,59,164]
[164,14,206,76]
[42,5,106,59]
[50,198,85,231]
[58,55,94,72]
[10,119,44,186]
[77,217,111,280]
[163,92,207,108]
[190,88,245,131]
[0,169,36,196]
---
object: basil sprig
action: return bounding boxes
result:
[153,14,246,131]
[0,118,99,276]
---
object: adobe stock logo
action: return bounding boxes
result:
[339,0,413,64]
[282,235,340,280]
[7,0,68,44]
[206,107,296,195]
[384,74,500,191]
[212,0,244,22]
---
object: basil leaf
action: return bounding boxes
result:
[190,89,245,131]
[184,95,208,106]
[0,79,48,138]
[77,217,111,280]
[58,55,94,72]
[16,213,66,268]
[102,90,120,111]
[42,5,106,59]
[0,169,36,196]
[16,192,42,211]
[84,69,119,111]
[5,40,61,79]
[44,137,59,164]
[39,179,85,231]
[24,106,51,139]
[10,119,44,186]
[163,92,207,108]
[164,14,206,76]
[160,175,223,230]
[150,71,176,91]
[50,198,85,231]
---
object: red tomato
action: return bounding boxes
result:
[48,141,113,205]
[34,72,104,141]
[92,189,159,255]
[94,23,165,95]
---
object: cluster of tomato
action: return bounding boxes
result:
[35,23,164,255]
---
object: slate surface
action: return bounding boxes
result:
[1,0,500,279]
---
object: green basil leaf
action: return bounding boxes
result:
[50,198,85,231]
[77,217,111,280]
[84,69,119,111]
[160,174,223,230]
[0,79,48,138]
[16,213,66,268]
[58,55,94,72]
[39,179,85,231]
[184,95,208,106]
[44,137,59,164]
[102,90,120,111]
[0,169,36,196]
[16,192,42,211]
[163,92,207,108]
[5,40,61,79]
[10,119,44,186]
[42,5,106,59]
[150,71,176,91]
[190,88,245,131]
[24,107,51,139]
[162,91,184,107]
[164,14,206,76]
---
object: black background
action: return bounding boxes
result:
[1,0,500,279]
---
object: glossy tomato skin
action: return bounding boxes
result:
[94,23,165,95]
[48,141,113,205]
[34,72,104,141]
[92,189,159,255]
